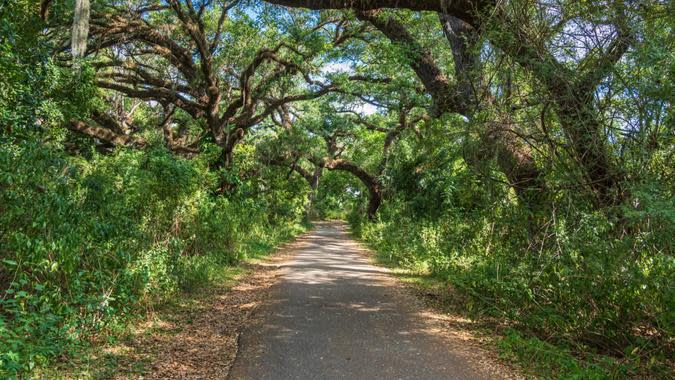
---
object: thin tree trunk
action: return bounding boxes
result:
[72,0,90,58]
[306,166,323,219]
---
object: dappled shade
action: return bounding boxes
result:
[0,0,672,378]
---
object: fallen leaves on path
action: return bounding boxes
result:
[103,235,311,380]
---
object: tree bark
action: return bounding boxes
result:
[556,98,622,207]
[68,117,199,155]
[263,0,491,26]
[366,186,383,221]
[72,0,90,58]
[359,11,547,213]
[306,166,323,219]
[68,120,146,147]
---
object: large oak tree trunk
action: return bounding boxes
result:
[488,15,630,208]
[358,11,548,214]
[439,14,548,213]
[554,92,624,207]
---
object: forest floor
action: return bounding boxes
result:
[46,221,522,379]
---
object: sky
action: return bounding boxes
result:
[321,62,379,116]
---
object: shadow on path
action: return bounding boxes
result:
[229,222,489,380]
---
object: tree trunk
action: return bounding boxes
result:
[213,131,243,194]
[440,14,548,213]
[489,19,628,208]
[72,0,90,58]
[366,185,383,221]
[306,166,323,220]
[555,92,624,207]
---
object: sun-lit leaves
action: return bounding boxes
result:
[0,0,672,378]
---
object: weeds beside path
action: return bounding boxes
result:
[37,232,313,379]
[43,222,521,379]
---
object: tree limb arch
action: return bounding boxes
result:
[262,0,493,25]
[67,119,199,155]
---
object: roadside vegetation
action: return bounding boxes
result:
[1,0,672,378]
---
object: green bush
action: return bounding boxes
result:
[0,139,304,376]
[352,183,674,377]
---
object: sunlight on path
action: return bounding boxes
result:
[228,222,499,380]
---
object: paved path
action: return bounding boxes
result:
[229,222,489,380]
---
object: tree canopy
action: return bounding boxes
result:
[1,0,672,377]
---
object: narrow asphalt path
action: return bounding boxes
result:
[229,222,492,380]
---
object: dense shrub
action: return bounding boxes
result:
[0,139,305,376]
[351,187,674,376]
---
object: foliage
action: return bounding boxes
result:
[1,0,673,378]
[349,123,674,377]
[497,329,621,379]
[313,171,361,220]
[0,138,306,376]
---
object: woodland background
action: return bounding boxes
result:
[0,0,672,378]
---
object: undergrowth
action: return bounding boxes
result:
[350,198,674,379]
[0,138,307,378]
